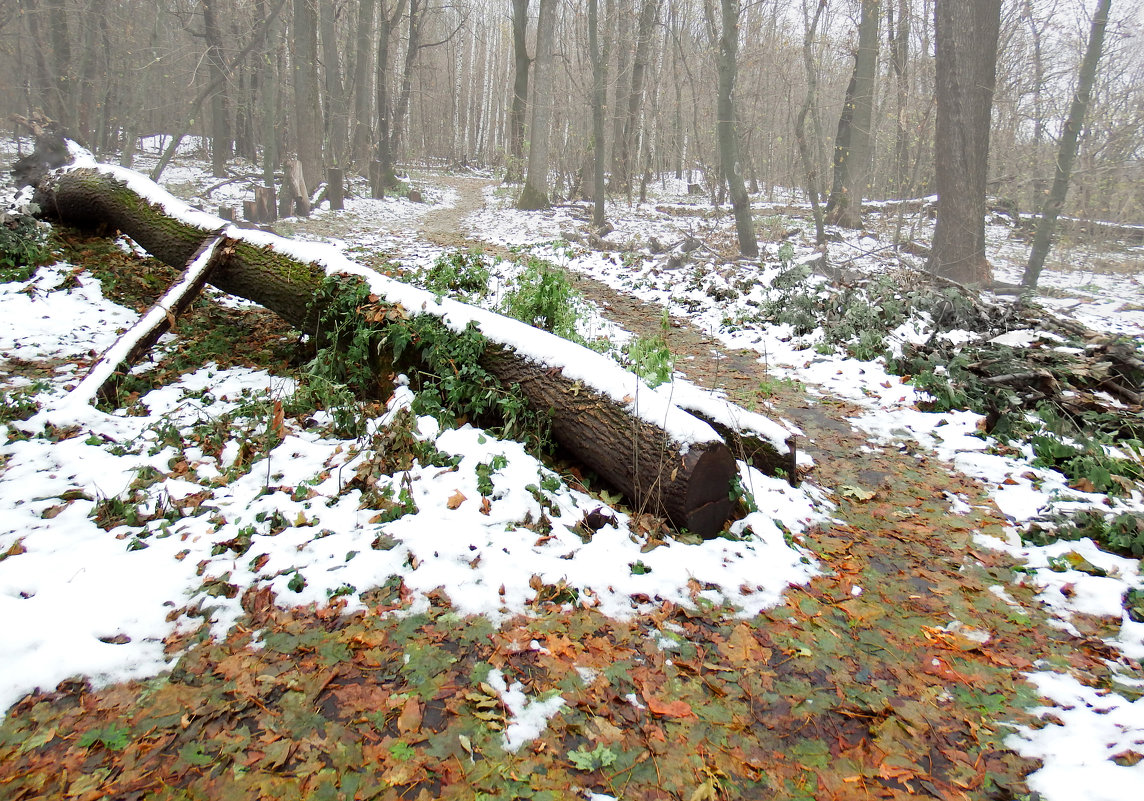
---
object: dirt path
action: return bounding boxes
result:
[4,178,1131,801]
[417,180,1125,794]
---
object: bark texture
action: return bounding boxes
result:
[707,0,757,258]
[1022,0,1112,290]
[928,0,1001,285]
[30,165,746,537]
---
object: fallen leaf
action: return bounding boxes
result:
[397,697,422,734]
[643,691,695,719]
[838,485,876,502]
[480,497,492,515]
[447,490,467,510]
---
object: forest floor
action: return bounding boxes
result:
[1,145,1143,801]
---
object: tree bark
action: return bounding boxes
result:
[825,0,879,229]
[319,0,349,168]
[1022,0,1112,290]
[588,0,609,228]
[351,0,376,169]
[203,0,234,178]
[517,0,557,210]
[613,0,661,195]
[506,0,531,184]
[29,163,753,538]
[292,0,323,192]
[706,0,757,258]
[928,0,1001,285]
[375,0,410,192]
[796,0,828,247]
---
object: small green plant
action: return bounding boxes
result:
[568,742,617,771]
[501,257,584,341]
[0,381,48,423]
[0,197,51,282]
[729,475,758,514]
[629,560,652,575]
[417,249,492,299]
[287,571,307,593]
[78,724,131,751]
[625,309,674,387]
[475,454,508,496]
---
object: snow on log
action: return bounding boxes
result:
[21,143,800,536]
[53,235,229,416]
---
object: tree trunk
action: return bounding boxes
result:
[28,162,769,538]
[292,0,323,192]
[351,0,376,169]
[589,0,608,228]
[387,0,425,181]
[46,0,74,129]
[375,0,410,191]
[506,0,531,183]
[796,0,828,247]
[203,0,233,179]
[614,0,660,195]
[825,0,879,228]
[890,0,911,196]
[1022,0,1112,290]
[319,0,349,168]
[517,0,557,210]
[706,0,757,258]
[928,0,1001,285]
[257,0,282,187]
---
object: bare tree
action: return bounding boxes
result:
[826,0,879,228]
[292,0,323,191]
[517,0,556,209]
[506,0,531,183]
[928,0,1002,284]
[202,1,233,178]
[704,0,757,258]
[1022,0,1113,289]
[796,0,828,247]
[350,0,376,169]
[588,0,609,227]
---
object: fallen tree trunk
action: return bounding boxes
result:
[23,149,791,537]
[74,235,228,408]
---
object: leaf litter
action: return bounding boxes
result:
[0,137,1143,798]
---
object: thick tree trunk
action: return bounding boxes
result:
[796,0,828,247]
[375,0,409,192]
[292,0,323,192]
[517,0,556,210]
[351,0,376,169]
[825,0,879,229]
[589,0,609,228]
[28,161,780,538]
[203,0,233,179]
[928,0,1001,285]
[319,0,349,168]
[506,0,531,184]
[614,0,660,195]
[1022,0,1112,290]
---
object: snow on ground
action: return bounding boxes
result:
[462,176,1144,793]
[2,141,1143,784]
[0,149,828,718]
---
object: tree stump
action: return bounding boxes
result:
[254,186,277,223]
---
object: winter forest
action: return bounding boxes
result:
[2,1,1144,800]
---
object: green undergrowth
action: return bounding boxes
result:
[0,197,52,282]
[747,262,1144,555]
[308,273,554,453]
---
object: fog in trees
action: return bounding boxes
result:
[3,0,1142,275]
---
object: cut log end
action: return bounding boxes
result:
[680,442,738,538]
